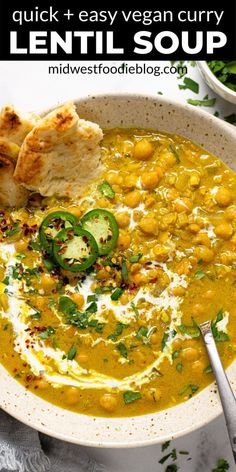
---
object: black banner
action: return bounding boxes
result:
[0,1,235,60]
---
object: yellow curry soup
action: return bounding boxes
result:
[1,128,236,417]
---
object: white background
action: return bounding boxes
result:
[0,60,236,472]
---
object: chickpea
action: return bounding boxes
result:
[139,217,159,236]
[172,338,182,350]
[70,293,84,309]
[225,206,236,220]
[150,333,159,344]
[0,293,9,311]
[191,360,205,375]
[117,233,131,250]
[120,292,129,305]
[133,210,143,222]
[145,387,161,402]
[99,393,118,412]
[15,239,28,252]
[124,190,142,208]
[215,222,233,240]
[181,347,199,362]
[189,223,200,234]
[145,196,156,208]
[66,387,80,405]
[130,263,142,274]
[153,245,169,262]
[96,269,110,281]
[67,206,82,218]
[133,140,154,161]
[77,353,88,364]
[170,286,185,297]
[34,378,48,390]
[40,274,56,294]
[189,174,200,188]
[215,187,232,207]
[202,290,215,300]
[115,212,130,228]
[106,172,123,185]
[195,232,211,247]
[175,198,193,214]
[195,245,214,263]
[192,303,205,316]
[184,339,198,348]
[141,171,160,190]
[123,175,137,189]
[132,273,147,286]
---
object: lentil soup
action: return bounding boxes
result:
[1,128,236,417]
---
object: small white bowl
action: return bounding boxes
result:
[198,61,236,105]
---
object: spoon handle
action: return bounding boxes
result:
[200,320,236,463]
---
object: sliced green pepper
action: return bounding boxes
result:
[39,211,78,255]
[53,226,98,272]
[80,209,119,256]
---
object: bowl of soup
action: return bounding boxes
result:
[0,93,236,447]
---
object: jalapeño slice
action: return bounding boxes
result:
[53,226,98,272]
[39,211,78,255]
[80,209,119,256]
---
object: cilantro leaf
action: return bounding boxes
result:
[123,391,142,404]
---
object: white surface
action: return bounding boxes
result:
[0,60,236,471]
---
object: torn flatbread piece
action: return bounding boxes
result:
[0,105,38,207]
[14,102,104,198]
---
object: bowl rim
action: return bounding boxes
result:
[1,92,236,448]
[197,60,236,97]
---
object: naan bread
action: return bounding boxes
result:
[0,106,38,207]
[14,102,104,198]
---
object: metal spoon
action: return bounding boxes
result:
[199,320,236,463]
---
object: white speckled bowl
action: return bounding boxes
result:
[1,94,236,448]
[198,61,236,105]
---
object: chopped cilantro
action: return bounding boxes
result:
[30,241,41,251]
[172,350,180,360]
[224,113,236,124]
[187,98,216,107]
[86,302,97,314]
[159,449,177,464]
[98,181,115,199]
[108,322,127,342]
[195,270,206,280]
[176,363,183,373]
[59,296,77,316]
[39,326,55,339]
[129,253,143,263]
[179,318,200,338]
[6,223,20,238]
[136,326,148,340]
[169,144,181,164]
[208,60,236,93]
[204,365,213,374]
[212,309,230,342]
[211,458,229,472]
[67,345,77,360]
[121,259,128,282]
[2,276,9,285]
[161,440,171,452]
[178,384,199,396]
[162,330,176,351]
[123,391,142,404]
[87,294,97,303]
[165,465,178,472]
[179,76,199,94]
[131,301,139,317]
[111,287,123,301]
[117,342,128,358]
